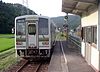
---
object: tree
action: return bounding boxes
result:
[0,1,37,34]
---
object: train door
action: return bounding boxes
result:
[28,23,37,48]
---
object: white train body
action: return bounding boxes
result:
[15,15,56,58]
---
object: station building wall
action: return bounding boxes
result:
[81,9,99,71]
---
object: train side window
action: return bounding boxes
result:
[28,24,36,35]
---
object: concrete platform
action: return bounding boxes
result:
[48,41,95,72]
[48,41,68,72]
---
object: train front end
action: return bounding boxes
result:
[15,15,51,59]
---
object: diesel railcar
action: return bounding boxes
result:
[15,15,56,58]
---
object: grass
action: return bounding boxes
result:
[0,34,16,72]
[0,48,20,72]
[0,51,18,72]
[0,34,15,52]
[0,48,15,60]
[0,38,15,52]
[0,34,14,37]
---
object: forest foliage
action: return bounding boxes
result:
[0,1,37,34]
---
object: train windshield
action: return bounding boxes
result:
[16,19,25,35]
[38,18,48,35]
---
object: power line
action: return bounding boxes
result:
[21,0,29,15]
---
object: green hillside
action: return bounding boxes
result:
[0,1,37,34]
[51,15,81,30]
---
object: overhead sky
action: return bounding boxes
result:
[2,0,66,17]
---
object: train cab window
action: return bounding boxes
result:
[16,19,25,35]
[28,24,36,35]
[38,18,48,35]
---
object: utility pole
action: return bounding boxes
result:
[64,13,69,40]
[21,0,29,15]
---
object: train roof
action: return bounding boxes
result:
[15,15,50,20]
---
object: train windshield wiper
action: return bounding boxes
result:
[41,34,45,38]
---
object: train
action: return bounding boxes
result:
[15,15,56,59]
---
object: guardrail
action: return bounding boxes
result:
[69,35,81,48]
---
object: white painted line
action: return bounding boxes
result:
[60,41,69,72]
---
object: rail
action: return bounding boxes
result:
[15,60,49,72]
[34,63,42,72]
[16,60,29,72]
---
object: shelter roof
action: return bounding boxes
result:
[62,0,97,15]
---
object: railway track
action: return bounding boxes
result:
[17,62,41,72]
[16,59,29,72]
[6,59,49,72]
[18,61,49,72]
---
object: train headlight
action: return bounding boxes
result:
[16,42,23,45]
[42,41,49,45]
